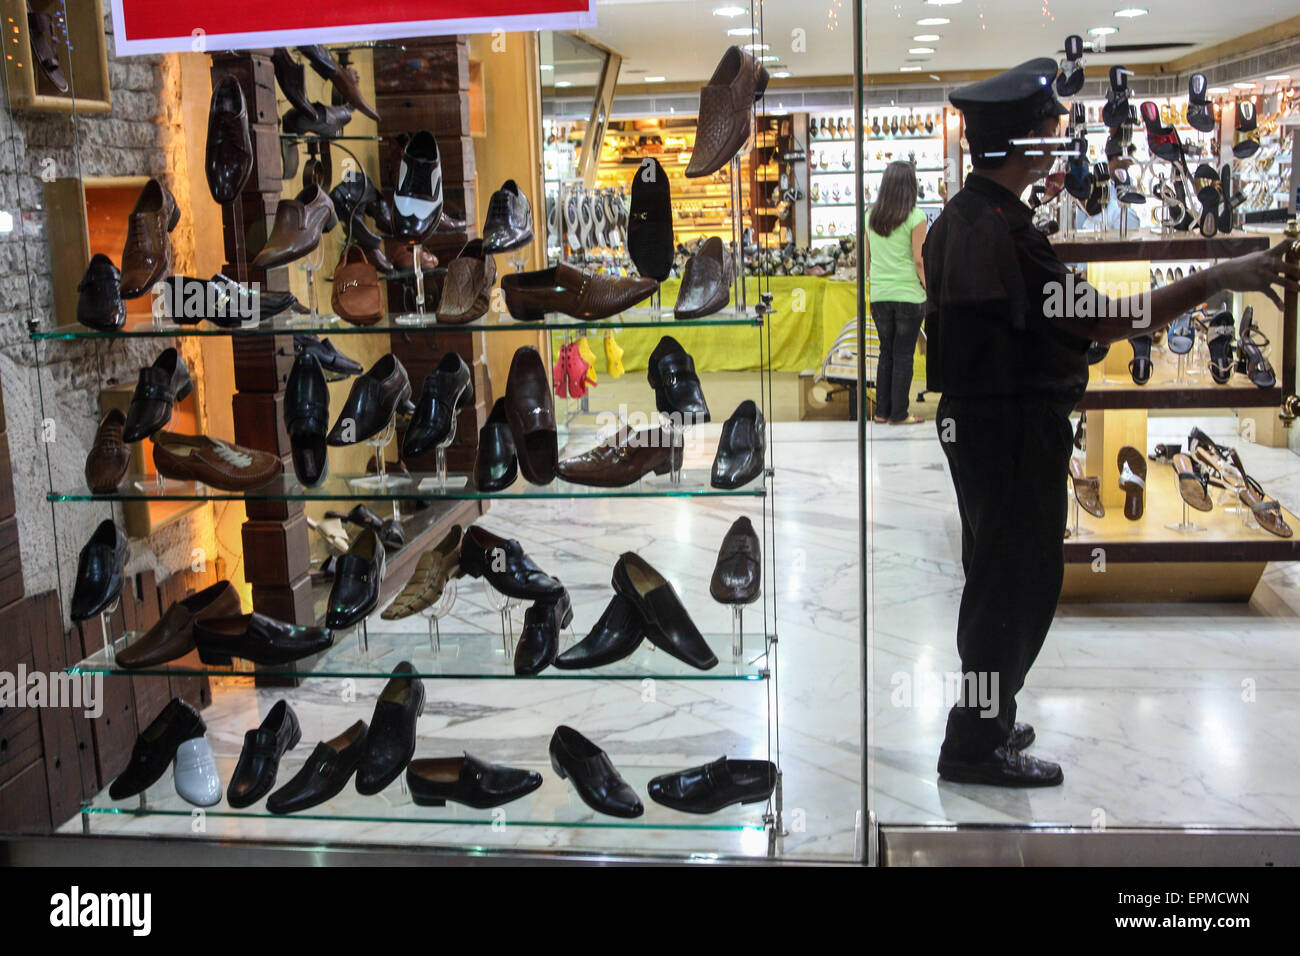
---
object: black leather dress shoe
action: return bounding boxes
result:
[710,516,761,605]
[403,352,473,458]
[271,48,314,116]
[327,529,386,629]
[76,254,125,331]
[515,589,572,676]
[554,594,645,670]
[612,552,717,670]
[267,720,368,814]
[648,757,777,814]
[70,519,129,622]
[285,353,330,487]
[327,353,410,446]
[459,525,563,601]
[474,398,518,492]
[108,698,205,800]
[481,179,534,254]
[711,400,766,489]
[1007,722,1035,751]
[226,700,301,808]
[648,336,709,424]
[392,130,444,243]
[192,612,332,666]
[205,74,253,204]
[123,348,193,443]
[407,753,542,809]
[549,725,643,818]
[330,170,389,253]
[294,334,362,377]
[355,662,424,795]
[937,746,1064,787]
[282,102,353,137]
[628,158,674,281]
[324,503,404,551]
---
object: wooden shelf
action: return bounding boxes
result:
[1078,371,1282,411]
[1052,232,1271,263]
[2,0,111,114]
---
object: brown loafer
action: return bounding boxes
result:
[119,179,180,298]
[504,347,557,485]
[85,409,131,495]
[393,244,438,273]
[381,527,464,621]
[685,46,769,179]
[501,262,657,322]
[251,184,338,269]
[152,431,283,491]
[1068,457,1105,519]
[674,236,733,319]
[556,427,682,488]
[436,239,496,324]
[117,580,243,669]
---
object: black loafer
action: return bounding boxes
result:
[1007,722,1035,751]
[627,158,674,281]
[108,698,205,800]
[937,746,1064,787]
[192,612,332,666]
[123,348,194,443]
[285,353,330,486]
[70,519,129,621]
[711,400,766,489]
[515,589,572,676]
[407,753,543,809]
[459,525,563,601]
[227,700,302,808]
[392,130,444,243]
[76,254,125,331]
[294,334,362,377]
[549,725,643,818]
[647,757,777,814]
[327,529,386,630]
[267,720,368,814]
[403,352,473,458]
[474,398,518,492]
[648,336,709,424]
[481,179,534,254]
[355,662,425,795]
[710,516,761,605]
[612,552,717,670]
[327,353,411,446]
[554,594,645,670]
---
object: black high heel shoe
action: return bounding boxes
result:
[1204,309,1237,384]
[1235,306,1276,388]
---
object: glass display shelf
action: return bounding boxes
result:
[49,468,764,503]
[280,132,384,142]
[72,630,770,681]
[31,308,760,341]
[81,758,766,833]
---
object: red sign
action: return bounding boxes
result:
[110,0,597,55]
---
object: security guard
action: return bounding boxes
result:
[925,58,1299,786]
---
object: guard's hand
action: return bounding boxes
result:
[1214,240,1300,311]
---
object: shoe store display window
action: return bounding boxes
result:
[4,0,1300,872]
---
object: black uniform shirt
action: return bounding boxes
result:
[923,174,1093,405]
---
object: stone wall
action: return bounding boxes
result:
[0,9,217,621]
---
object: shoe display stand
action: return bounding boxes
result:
[1055,231,1300,602]
[1,0,111,114]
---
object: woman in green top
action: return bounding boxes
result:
[865,161,929,424]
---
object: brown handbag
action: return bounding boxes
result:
[331,245,382,325]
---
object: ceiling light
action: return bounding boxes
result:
[540,64,553,71]
[555,80,572,88]
[917,17,950,25]
[924,0,962,6]
[900,66,923,72]
[726,26,757,36]
[772,70,791,78]
[712,5,746,16]
[1088,26,1118,36]
[644,76,665,83]
[1234,82,1257,89]
[1265,74,1291,81]
[758,55,779,63]
[909,47,936,55]
[742,43,770,52]
[1207,86,1230,94]
[913,34,941,42]
[1113,7,1147,16]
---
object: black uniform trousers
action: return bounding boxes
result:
[936,393,1074,760]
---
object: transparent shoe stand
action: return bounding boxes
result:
[288,241,339,327]
[393,240,435,326]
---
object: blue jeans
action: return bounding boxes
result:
[870,300,925,422]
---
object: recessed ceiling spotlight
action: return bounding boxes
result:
[1113,7,1147,17]
[900,66,923,72]
[712,5,746,16]
[913,34,942,42]
[726,26,757,36]
[917,17,950,25]
[742,43,770,52]
[645,76,665,83]
[1088,26,1118,36]
[909,47,936,55]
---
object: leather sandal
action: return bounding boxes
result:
[1068,458,1105,519]
[1204,310,1236,384]
[1166,311,1196,355]
[1170,454,1214,512]
[1188,427,1247,494]
[1234,306,1276,388]
[1240,475,1293,538]
[1233,101,1260,159]
[1128,335,1153,385]
[1194,163,1222,238]
[1149,443,1181,465]
[1117,446,1147,521]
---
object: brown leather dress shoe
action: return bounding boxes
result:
[116,580,243,669]
[675,236,733,319]
[710,516,761,605]
[251,184,338,269]
[505,347,558,485]
[686,46,769,179]
[119,179,180,298]
[152,431,283,491]
[436,239,496,324]
[393,244,438,273]
[85,409,131,495]
[557,427,682,488]
[501,262,657,322]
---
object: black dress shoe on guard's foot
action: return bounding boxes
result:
[937,746,1063,787]
[1007,722,1035,751]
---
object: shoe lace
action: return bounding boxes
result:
[212,441,253,469]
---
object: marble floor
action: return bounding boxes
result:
[69,415,1300,860]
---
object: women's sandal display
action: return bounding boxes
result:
[548,725,643,818]
[85,409,131,495]
[227,700,302,809]
[1117,446,1147,522]
[1188,427,1247,493]
[1235,307,1276,388]
[685,46,769,179]
[116,580,243,669]
[1167,311,1196,355]
[355,663,425,794]
[1233,100,1260,159]
[505,346,559,485]
[267,720,368,815]
[119,178,180,298]
[1068,458,1105,519]
[152,432,284,491]
[1240,476,1293,539]
[108,698,205,801]
[1187,73,1216,132]
[473,398,518,492]
[407,754,543,809]
[382,526,464,621]
[1170,454,1214,513]
[648,758,778,814]
[1204,310,1237,384]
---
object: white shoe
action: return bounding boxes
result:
[174,736,222,807]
